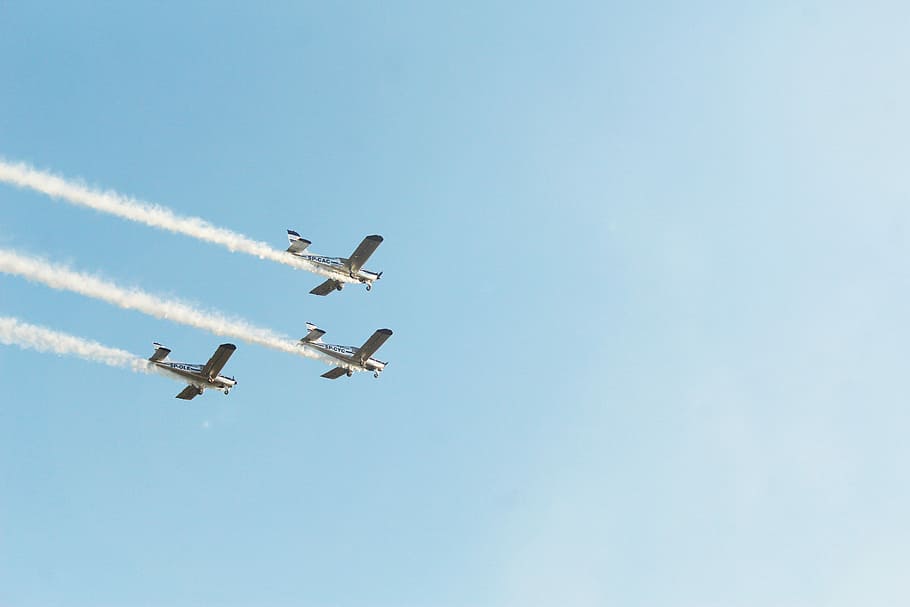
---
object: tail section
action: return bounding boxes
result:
[286,229,312,254]
[149,342,171,362]
[300,322,326,343]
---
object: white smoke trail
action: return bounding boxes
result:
[0,159,338,280]
[0,315,152,373]
[0,249,337,366]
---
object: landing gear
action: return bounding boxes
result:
[373,371,379,378]
[335,283,343,291]
[223,388,230,395]
[346,370,353,377]
[366,283,372,292]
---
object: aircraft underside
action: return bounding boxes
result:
[314,264,378,285]
[312,347,386,378]
[159,366,234,394]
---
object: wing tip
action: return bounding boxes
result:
[377,328,393,336]
[220,343,237,351]
[366,234,383,243]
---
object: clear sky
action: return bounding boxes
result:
[1,1,909,606]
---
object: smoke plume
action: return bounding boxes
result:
[0,249,336,365]
[0,159,337,279]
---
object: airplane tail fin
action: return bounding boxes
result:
[149,342,171,362]
[300,322,326,343]
[286,229,312,254]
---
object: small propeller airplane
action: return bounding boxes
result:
[149,342,238,400]
[298,323,393,379]
[285,230,384,295]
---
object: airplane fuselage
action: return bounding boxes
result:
[291,253,381,287]
[154,361,238,393]
[304,342,387,375]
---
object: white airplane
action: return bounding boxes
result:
[298,323,392,379]
[286,230,384,295]
[149,342,238,400]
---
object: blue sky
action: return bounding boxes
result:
[2,1,910,605]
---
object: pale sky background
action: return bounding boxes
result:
[2,2,910,606]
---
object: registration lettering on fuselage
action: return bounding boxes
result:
[305,255,341,266]
[322,344,353,355]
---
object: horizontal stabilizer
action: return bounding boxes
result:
[286,229,312,254]
[301,324,326,343]
[149,343,171,362]
[321,367,349,380]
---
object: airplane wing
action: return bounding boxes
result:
[200,343,237,380]
[310,279,343,296]
[286,230,312,254]
[176,385,200,400]
[344,235,383,274]
[321,367,349,379]
[352,329,393,365]
[149,343,171,362]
